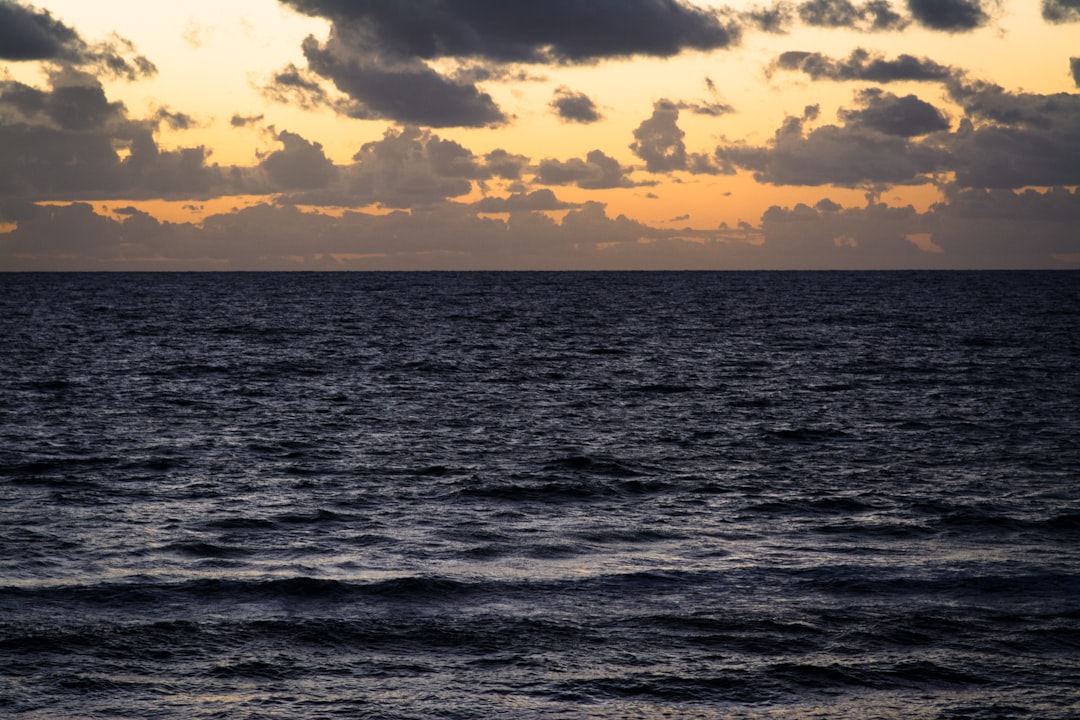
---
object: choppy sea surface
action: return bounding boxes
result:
[1,271,1078,719]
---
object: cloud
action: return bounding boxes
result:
[940,80,1080,187]
[1043,0,1080,22]
[906,0,990,30]
[839,88,950,136]
[550,87,602,124]
[0,1,80,61]
[0,1,156,79]
[1072,58,1080,87]
[274,0,741,127]
[742,3,794,32]
[0,70,127,132]
[230,113,264,128]
[299,125,494,208]
[153,107,198,131]
[714,102,949,187]
[263,62,332,111]
[629,100,726,174]
[0,70,229,200]
[299,32,507,127]
[770,48,957,83]
[8,187,1074,270]
[484,149,530,181]
[719,76,1080,191]
[534,150,640,189]
[258,130,338,190]
[924,186,1080,264]
[755,186,1080,268]
[797,0,908,31]
[278,0,741,64]
[473,188,579,213]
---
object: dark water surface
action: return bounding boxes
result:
[2,271,1078,719]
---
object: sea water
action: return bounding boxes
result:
[1,271,1078,718]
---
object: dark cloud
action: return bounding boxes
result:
[760,200,930,267]
[0,71,127,131]
[258,130,337,190]
[771,48,957,83]
[1072,58,1080,87]
[300,33,507,127]
[0,71,229,200]
[630,100,688,173]
[329,126,490,207]
[906,0,989,30]
[937,79,1080,187]
[797,0,908,30]
[279,0,740,63]
[550,87,602,124]
[678,98,735,117]
[0,2,156,79]
[263,62,331,110]
[230,113,264,128]
[5,188,1077,270]
[0,2,80,60]
[629,100,731,175]
[275,0,741,127]
[153,107,197,131]
[535,150,638,189]
[840,88,950,136]
[474,189,578,213]
[714,104,949,187]
[1043,0,1080,22]
[720,77,1080,190]
[943,117,1080,189]
[15,190,1077,270]
[484,149,530,181]
[742,3,794,32]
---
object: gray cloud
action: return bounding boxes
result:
[0,71,229,200]
[230,113,264,128]
[299,32,507,127]
[8,187,1075,270]
[263,62,331,110]
[771,48,957,83]
[484,149,530,181]
[278,0,741,64]
[719,78,1080,190]
[534,150,640,190]
[153,107,198,131]
[906,0,989,30]
[714,104,949,187]
[258,130,338,190]
[742,3,794,32]
[1072,58,1080,87]
[938,79,1080,188]
[0,1,156,79]
[629,100,726,174]
[550,87,602,124]
[1043,0,1080,22]
[274,0,741,128]
[0,1,80,60]
[316,125,492,207]
[473,188,579,213]
[840,88,950,136]
[630,100,688,173]
[797,0,908,30]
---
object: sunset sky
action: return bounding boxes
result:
[1,0,1078,269]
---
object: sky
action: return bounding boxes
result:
[1,0,1078,270]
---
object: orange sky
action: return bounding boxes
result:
[1,0,1078,269]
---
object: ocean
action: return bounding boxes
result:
[1,271,1078,719]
